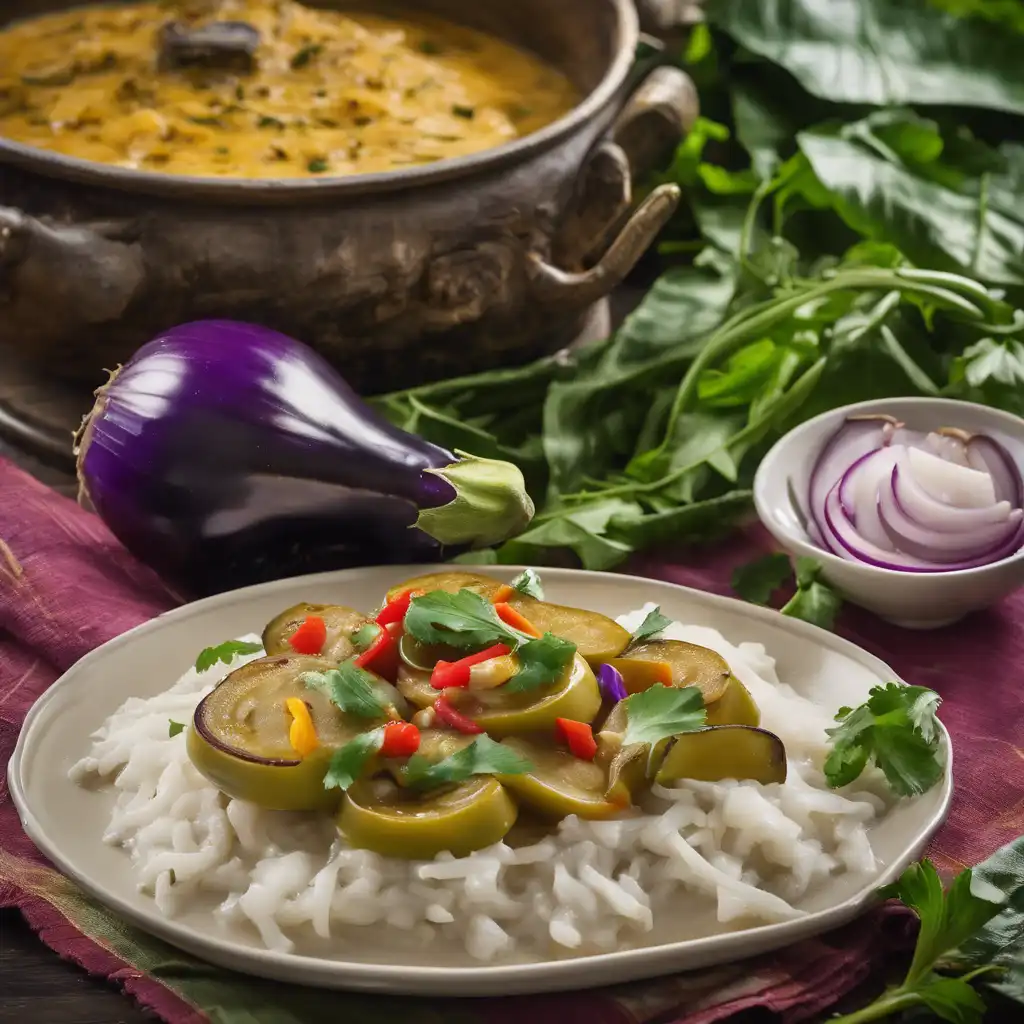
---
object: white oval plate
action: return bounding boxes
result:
[9,566,951,997]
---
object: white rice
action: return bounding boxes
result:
[70,606,893,962]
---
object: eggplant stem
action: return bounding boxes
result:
[73,364,125,510]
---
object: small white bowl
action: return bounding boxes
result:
[754,397,1024,629]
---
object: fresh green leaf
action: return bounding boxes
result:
[707,0,1024,114]
[781,557,842,629]
[290,43,322,69]
[195,640,263,674]
[825,683,945,795]
[622,684,707,749]
[168,720,185,738]
[630,606,673,644]
[509,568,544,600]
[502,633,577,693]
[403,734,533,789]
[303,662,392,719]
[404,589,517,649]
[323,729,384,791]
[915,976,989,1023]
[731,553,793,605]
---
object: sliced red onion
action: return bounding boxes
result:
[966,435,1024,507]
[810,416,1024,573]
[809,416,897,545]
[597,663,628,704]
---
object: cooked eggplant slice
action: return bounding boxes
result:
[262,602,372,660]
[610,639,732,704]
[705,675,761,727]
[655,726,787,786]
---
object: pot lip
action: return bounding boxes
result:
[0,0,639,205]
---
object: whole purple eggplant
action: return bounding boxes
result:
[75,320,533,594]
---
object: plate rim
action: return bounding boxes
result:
[8,564,954,995]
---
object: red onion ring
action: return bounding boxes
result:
[966,435,1024,507]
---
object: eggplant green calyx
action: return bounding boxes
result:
[417,451,534,548]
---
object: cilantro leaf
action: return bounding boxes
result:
[323,729,384,791]
[781,557,841,629]
[509,568,545,600]
[303,661,392,719]
[630,606,673,644]
[195,640,263,673]
[403,735,533,789]
[622,684,707,748]
[404,589,519,649]
[502,633,577,693]
[168,720,185,738]
[731,552,792,605]
[350,623,382,652]
[825,683,944,796]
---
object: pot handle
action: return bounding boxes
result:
[529,65,698,309]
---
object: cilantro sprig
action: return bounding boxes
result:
[731,554,842,630]
[304,661,393,719]
[509,568,544,600]
[405,588,576,691]
[324,728,385,791]
[825,684,944,797]
[621,684,707,748]
[402,735,533,789]
[830,860,1003,1024]
[630,606,672,645]
[168,719,185,738]
[194,639,263,673]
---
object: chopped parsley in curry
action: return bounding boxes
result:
[0,0,578,178]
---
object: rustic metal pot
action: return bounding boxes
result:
[0,0,698,393]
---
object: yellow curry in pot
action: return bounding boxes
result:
[0,0,578,178]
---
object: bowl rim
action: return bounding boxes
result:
[754,396,1024,580]
[0,0,638,203]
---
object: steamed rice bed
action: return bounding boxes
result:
[70,604,890,962]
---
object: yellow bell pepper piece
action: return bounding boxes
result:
[286,697,319,757]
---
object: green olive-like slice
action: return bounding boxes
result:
[498,736,621,819]
[338,775,517,858]
[262,603,373,660]
[655,726,787,786]
[386,571,630,666]
[187,654,380,811]
[705,676,760,727]
[610,640,732,704]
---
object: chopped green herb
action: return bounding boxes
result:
[732,554,842,630]
[353,115,373,127]
[168,720,185,738]
[168,869,176,885]
[403,735,532,789]
[303,661,391,719]
[194,640,263,673]
[630,606,673,644]
[622,684,707,748]
[215,146,229,155]
[323,729,384,790]
[404,588,521,650]
[418,39,443,54]
[290,43,322,70]
[731,553,792,606]
[235,84,245,101]
[451,104,475,119]
[509,568,544,600]
[825,684,944,796]
[508,104,533,120]
[258,115,286,129]
[186,115,222,127]
[306,157,330,173]
[502,633,576,693]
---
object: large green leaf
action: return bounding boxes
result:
[796,127,1024,284]
[706,0,1024,115]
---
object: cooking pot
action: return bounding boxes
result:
[0,0,697,392]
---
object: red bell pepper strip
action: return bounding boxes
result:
[494,602,542,638]
[555,718,598,760]
[379,721,422,758]
[491,584,516,605]
[376,589,419,627]
[430,643,512,689]
[433,695,483,734]
[354,622,401,680]
[288,615,327,655]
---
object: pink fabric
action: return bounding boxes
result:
[1,456,1019,1022]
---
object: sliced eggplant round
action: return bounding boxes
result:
[338,775,518,858]
[187,654,381,810]
[705,675,761,727]
[497,736,621,819]
[262,602,373,660]
[386,571,502,604]
[609,640,733,704]
[654,725,787,786]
